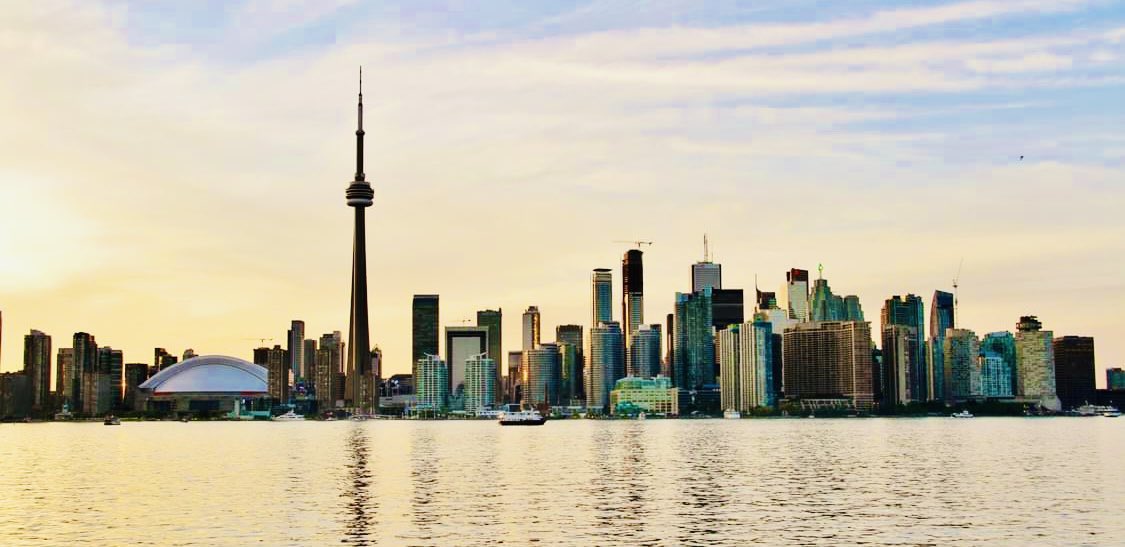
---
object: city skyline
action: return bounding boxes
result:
[2,2,1125,386]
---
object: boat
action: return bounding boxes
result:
[1075,404,1119,417]
[499,408,547,426]
[637,412,647,420]
[1105,410,1121,418]
[349,414,369,421]
[951,410,974,419]
[271,410,305,422]
[723,409,741,419]
[180,416,190,423]
[103,415,121,426]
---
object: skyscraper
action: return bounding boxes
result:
[782,321,874,410]
[880,325,917,406]
[412,294,440,376]
[23,330,51,414]
[783,268,810,322]
[303,338,318,387]
[55,348,72,402]
[72,332,97,414]
[588,321,624,412]
[476,309,503,404]
[1053,336,1095,410]
[522,306,540,351]
[287,320,305,380]
[266,345,289,404]
[523,343,561,407]
[556,324,584,399]
[843,295,865,322]
[809,275,846,322]
[123,363,148,411]
[445,326,488,403]
[692,236,721,292]
[628,324,661,378]
[981,331,1017,397]
[345,69,376,413]
[882,295,926,401]
[507,351,523,404]
[929,290,955,403]
[316,331,344,411]
[711,289,745,331]
[415,354,448,412]
[1014,316,1060,411]
[591,268,613,326]
[718,321,774,413]
[673,289,715,389]
[945,329,980,401]
[463,353,497,414]
[622,249,644,340]
[558,342,581,405]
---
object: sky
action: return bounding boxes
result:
[1,0,1124,386]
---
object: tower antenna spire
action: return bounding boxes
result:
[354,66,365,182]
[703,234,710,262]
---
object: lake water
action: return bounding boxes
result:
[0,418,1122,546]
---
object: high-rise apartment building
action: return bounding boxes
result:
[622,249,644,340]
[72,333,97,414]
[463,353,497,414]
[981,332,1016,397]
[445,326,488,402]
[522,306,541,351]
[123,363,148,411]
[783,269,810,322]
[287,320,305,380]
[507,351,523,404]
[55,347,73,402]
[591,269,613,326]
[315,332,344,411]
[476,309,503,404]
[588,321,624,412]
[265,345,289,404]
[23,330,51,414]
[558,342,581,405]
[415,354,448,412]
[1014,316,1060,411]
[882,295,926,401]
[782,321,874,410]
[945,329,980,401]
[523,343,561,407]
[556,325,584,399]
[303,338,318,387]
[880,325,917,406]
[673,289,715,389]
[929,291,955,403]
[412,294,440,377]
[1053,336,1095,410]
[628,324,661,378]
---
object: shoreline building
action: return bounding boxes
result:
[123,363,148,411]
[476,309,503,404]
[463,353,497,415]
[980,332,1016,398]
[262,345,289,405]
[523,343,561,407]
[522,306,541,351]
[315,331,344,411]
[137,356,270,415]
[23,330,51,414]
[588,321,624,412]
[945,329,980,401]
[556,325,584,402]
[1053,336,1095,410]
[1108,368,1125,391]
[882,295,926,402]
[881,325,916,406]
[718,321,775,413]
[415,354,449,412]
[73,332,97,415]
[929,291,955,403]
[55,347,73,405]
[344,69,377,413]
[1014,316,1061,411]
[445,326,488,409]
[628,324,662,378]
[622,249,645,342]
[673,289,715,389]
[507,351,523,404]
[591,269,613,325]
[287,320,305,381]
[610,376,679,416]
[782,321,874,410]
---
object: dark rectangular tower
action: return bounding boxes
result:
[345,68,376,412]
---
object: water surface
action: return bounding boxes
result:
[1,418,1121,545]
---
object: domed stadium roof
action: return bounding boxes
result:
[139,355,268,395]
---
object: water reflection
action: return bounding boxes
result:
[343,425,376,545]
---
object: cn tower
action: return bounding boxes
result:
[346,67,374,411]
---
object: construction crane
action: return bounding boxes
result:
[242,337,274,347]
[614,240,653,249]
[953,258,964,320]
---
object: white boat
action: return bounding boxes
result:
[103,415,121,426]
[1075,404,1119,417]
[271,410,305,422]
[1105,410,1121,418]
[723,409,741,419]
[951,410,974,419]
[499,408,547,426]
[637,412,647,420]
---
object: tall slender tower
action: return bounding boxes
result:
[346,68,375,411]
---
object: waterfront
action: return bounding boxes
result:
[1,418,1122,546]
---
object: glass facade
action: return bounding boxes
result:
[523,343,561,407]
[444,326,488,405]
[463,353,496,414]
[944,329,979,401]
[929,290,955,403]
[609,376,678,416]
[1053,336,1096,410]
[476,309,503,404]
[588,321,624,412]
[556,325,584,402]
[692,262,722,292]
[622,250,644,339]
[784,268,810,322]
[628,324,661,378]
[591,269,613,326]
[412,295,439,373]
[522,306,540,351]
[415,354,448,411]
[881,295,926,401]
[1109,368,1125,391]
[673,289,715,390]
[979,351,1013,398]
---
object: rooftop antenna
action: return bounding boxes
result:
[953,258,964,324]
[703,234,710,262]
[817,263,824,280]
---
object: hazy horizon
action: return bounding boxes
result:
[1,1,1123,385]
